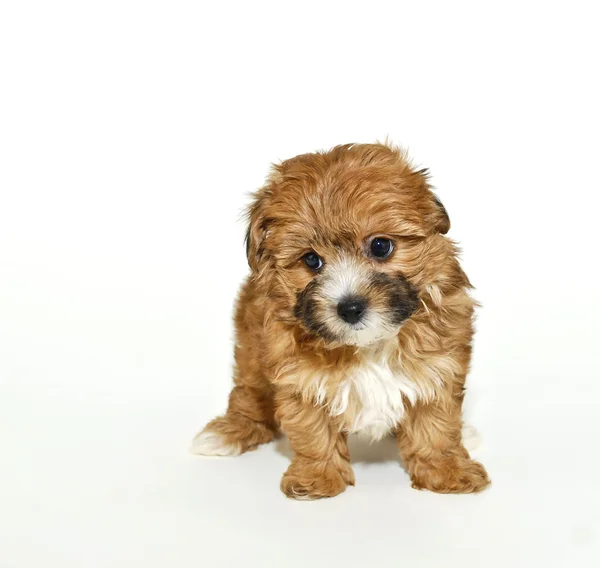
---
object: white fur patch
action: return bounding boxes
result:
[321,257,369,303]
[329,341,435,440]
[461,424,482,453]
[189,430,242,456]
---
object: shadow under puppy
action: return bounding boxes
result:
[191,143,490,499]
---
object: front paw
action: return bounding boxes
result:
[409,451,490,494]
[281,458,353,500]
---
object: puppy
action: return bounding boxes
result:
[191,143,490,499]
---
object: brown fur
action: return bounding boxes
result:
[193,143,490,499]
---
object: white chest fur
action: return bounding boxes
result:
[325,343,434,440]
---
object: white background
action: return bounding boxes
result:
[1,1,599,567]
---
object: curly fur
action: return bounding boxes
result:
[191,143,490,499]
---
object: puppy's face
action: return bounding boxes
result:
[246,144,450,348]
[292,248,419,346]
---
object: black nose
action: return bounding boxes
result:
[337,298,367,324]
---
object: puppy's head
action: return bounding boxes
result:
[245,143,451,348]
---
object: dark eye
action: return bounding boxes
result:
[303,251,323,271]
[370,237,394,259]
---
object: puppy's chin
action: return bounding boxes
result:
[321,311,401,348]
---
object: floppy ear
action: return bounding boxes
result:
[244,191,270,273]
[431,194,450,234]
[244,227,252,264]
[413,167,451,235]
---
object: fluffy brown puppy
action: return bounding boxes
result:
[191,143,490,499]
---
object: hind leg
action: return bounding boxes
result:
[190,383,278,456]
[190,310,278,458]
[191,279,279,456]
